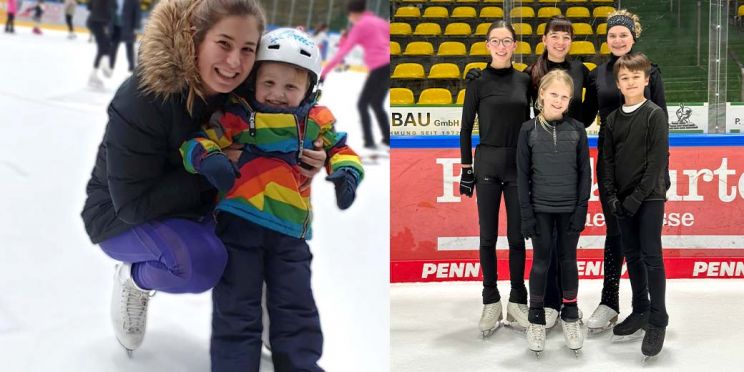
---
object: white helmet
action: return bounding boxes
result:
[257,28,322,85]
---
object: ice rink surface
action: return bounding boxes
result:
[392,279,744,371]
[0,27,389,371]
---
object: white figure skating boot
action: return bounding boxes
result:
[562,319,584,356]
[544,307,560,329]
[526,323,546,358]
[100,56,114,78]
[478,301,502,337]
[111,263,154,357]
[504,301,529,332]
[587,304,619,335]
[88,68,104,89]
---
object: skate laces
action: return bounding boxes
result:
[121,285,154,334]
[564,320,580,339]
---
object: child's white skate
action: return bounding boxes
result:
[561,319,584,357]
[587,304,618,335]
[478,301,502,338]
[503,301,529,333]
[526,323,546,358]
[111,263,154,357]
[544,307,560,330]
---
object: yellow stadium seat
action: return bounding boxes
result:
[437,41,467,56]
[515,0,534,2]
[474,23,491,36]
[570,41,596,55]
[513,23,533,36]
[469,42,488,56]
[596,23,607,35]
[572,23,593,36]
[510,6,535,19]
[513,62,528,71]
[483,0,504,2]
[591,0,615,3]
[413,23,442,36]
[538,0,560,3]
[401,0,424,2]
[428,63,461,79]
[429,0,453,2]
[419,88,453,105]
[391,88,415,105]
[463,62,488,78]
[566,0,588,2]
[391,23,413,36]
[392,63,425,79]
[451,6,477,18]
[456,89,466,104]
[536,23,546,35]
[391,41,401,56]
[600,42,610,55]
[739,5,744,17]
[566,6,590,18]
[403,41,434,56]
[593,6,615,18]
[535,42,545,55]
[456,0,479,3]
[422,6,448,19]
[444,23,472,36]
[394,7,420,18]
[479,6,504,19]
[537,7,561,19]
[515,41,532,55]
[583,62,597,71]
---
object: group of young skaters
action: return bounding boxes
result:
[459,10,670,359]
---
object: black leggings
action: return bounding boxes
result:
[474,147,526,305]
[88,20,111,69]
[4,13,14,33]
[618,200,668,327]
[597,157,624,313]
[358,64,390,147]
[65,14,73,33]
[529,213,579,311]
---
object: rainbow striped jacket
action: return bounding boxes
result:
[180,94,364,239]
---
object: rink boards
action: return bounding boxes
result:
[390,135,744,282]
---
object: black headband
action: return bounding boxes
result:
[607,15,636,39]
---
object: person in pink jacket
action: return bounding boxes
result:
[4,0,17,33]
[320,0,390,150]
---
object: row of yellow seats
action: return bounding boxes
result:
[391,87,463,105]
[738,5,744,17]
[391,40,609,56]
[391,60,597,80]
[393,0,616,4]
[391,21,609,37]
[393,5,614,19]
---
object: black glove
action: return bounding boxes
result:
[621,197,641,217]
[200,153,239,193]
[568,207,587,233]
[521,217,538,240]
[326,168,359,210]
[459,167,475,197]
[609,198,628,219]
[465,67,482,82]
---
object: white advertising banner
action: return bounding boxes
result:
[726,102,744,134]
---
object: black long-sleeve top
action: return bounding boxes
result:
[601,100,669,212]
[460,65,531,164]
[526,59,598,127]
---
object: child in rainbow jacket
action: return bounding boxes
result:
[180,28,363,370]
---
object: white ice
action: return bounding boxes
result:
[392,279,744,371]
[0,27,389,371]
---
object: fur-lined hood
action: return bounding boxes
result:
[138,0,205,110]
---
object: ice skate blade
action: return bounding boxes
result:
[503,321,527,334]
[611,329,645,343]
[642,355,658,363]
[587,324,614,336]
[570,348,582,358]
[480,322,501,338]
[530,350,543,359]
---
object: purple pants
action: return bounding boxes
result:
[99,218,228,294]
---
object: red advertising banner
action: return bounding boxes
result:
[391,147,744,282]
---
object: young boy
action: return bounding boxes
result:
[601,52,669,359]
[180,28,364,370]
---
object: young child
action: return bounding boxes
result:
[4,0,16,34]
[601,52,669,359]
[516,69,591,356]
[180,28,363,370]
[31,0,44,35]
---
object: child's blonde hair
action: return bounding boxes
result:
[535,69,574,112]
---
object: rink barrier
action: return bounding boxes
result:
[390,134,744,283]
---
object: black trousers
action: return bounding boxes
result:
[110,24,136,71]
[65,14,73,33]
[617,200,668,327]
[88,20,111,69]
[474,146,526,304]
[357,64,390,147]
[4,13,14,33]
[529,213,579,310]
[597,159,624,313]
